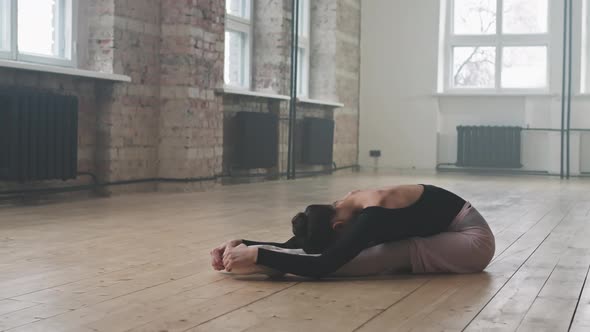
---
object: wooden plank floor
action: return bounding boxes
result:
[1,172,590,332]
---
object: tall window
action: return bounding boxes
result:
[224,0,252,89]
[297,0,310,97]
[0,0,75,66]
[443,0,549,91]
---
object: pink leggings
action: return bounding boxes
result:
[333,202,495,276]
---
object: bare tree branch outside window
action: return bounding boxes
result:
[451,0,545,88]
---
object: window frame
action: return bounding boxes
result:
[0,0,76,67]
[443,0,551,93]
[0,0,15,59]
[582,0,590,93]
[296,0,310,98]
[224,0,253,90]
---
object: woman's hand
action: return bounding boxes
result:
[210,239,242,271]
[222,244,258,272]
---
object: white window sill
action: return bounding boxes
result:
[216,87,290,100]
[216,88,344,107]
[435,91,557,97]
[297,97,344,108]
[0,59,131,82]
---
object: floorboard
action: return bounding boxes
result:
[1,172,589,331]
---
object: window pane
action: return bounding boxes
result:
[453,46,496,88]
[502,46,547,88]
[224,30,247,87]
[226,0,250,19]
[297,47,307,96]
[454,0,497,35]
[297,0,309,37]
[0,0,9,51]
[503,0,548,34]
[18,0,61,57]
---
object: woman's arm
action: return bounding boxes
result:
[242,236,300,249]
[212,237,300,271]
[254,213,379,278]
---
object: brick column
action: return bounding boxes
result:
[93,0,162,193]
[158,0,225,191]
[252,0,293,95]
[333,0,361,168]
[310,0,338,101]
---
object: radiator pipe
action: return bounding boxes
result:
[436,165,552,176]
[77,172,98,185]
[0,172,98,198]
[521,128,590,132]
[0,176,217,197]
[0,165,360,198]
[226,165,358,179]
[522,128,562,132]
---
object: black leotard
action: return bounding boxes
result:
[242,237,300,248]
[244,185,466,278]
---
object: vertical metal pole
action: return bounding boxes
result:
[292,0,299,180]
[560,0,568,179]
[287,0,297,179]
[566,0,573,179]
[287,0,299,180]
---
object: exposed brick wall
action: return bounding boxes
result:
[1,0,361,197]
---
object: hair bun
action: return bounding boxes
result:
[291,212,308,237]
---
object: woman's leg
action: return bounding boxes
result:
[331,206,495,276]
[238,244,411,277]
[408,231,493,273]
[408,207,495,273]
[331,240,412,277]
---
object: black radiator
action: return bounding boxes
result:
[301,117,334,165]
[234,111,278,169]
[0,88,78,182]
[456,126,522,168]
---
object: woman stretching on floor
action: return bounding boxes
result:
[210,184,495,278]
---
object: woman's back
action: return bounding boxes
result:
[334,184,425,222]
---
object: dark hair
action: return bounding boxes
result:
[291,204,338,254]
